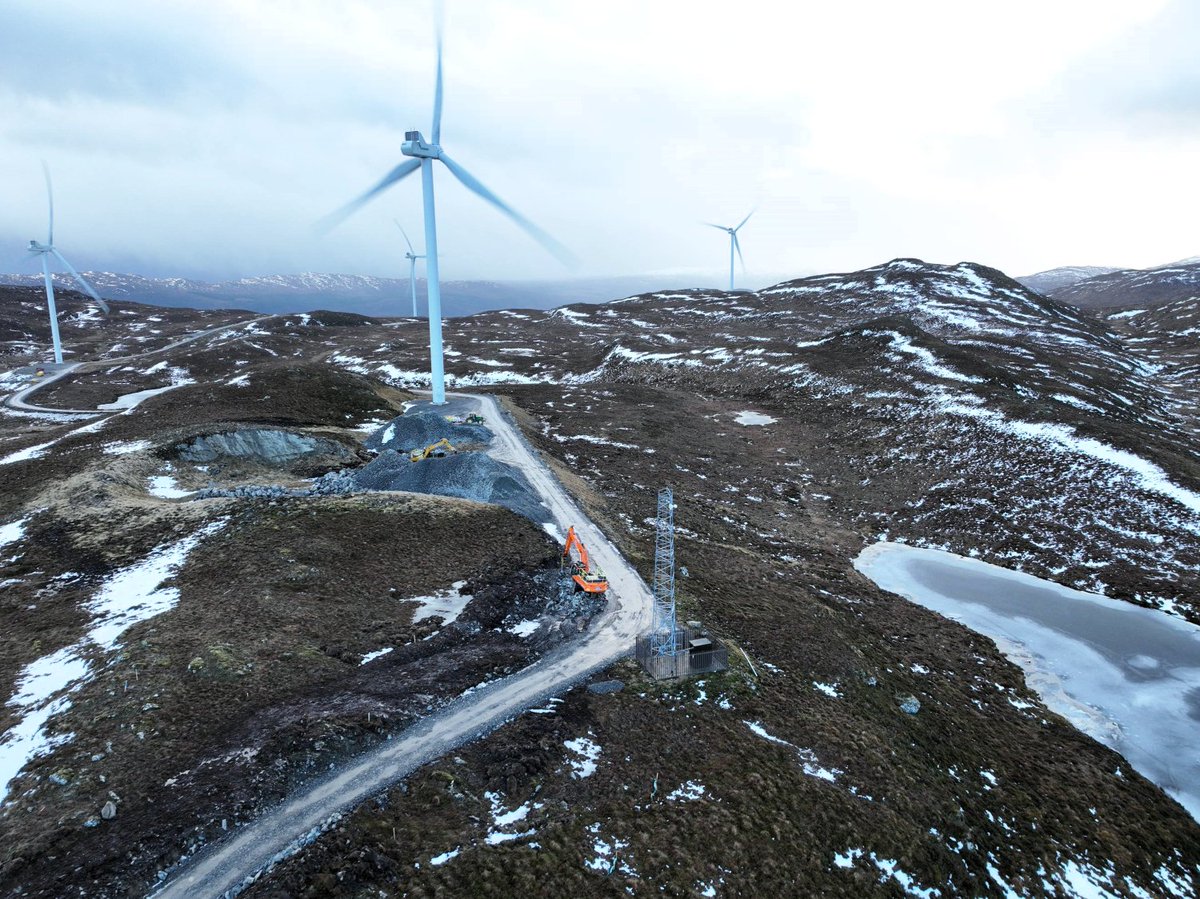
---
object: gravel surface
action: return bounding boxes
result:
[352,449,550,523]
[364,410,491,453]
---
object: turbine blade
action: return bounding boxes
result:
[439,153,574,265]
[431,5,444,145]
[734,208,754,232]
[317,159,422,232]
[733,232,745,271]
[394,219,416,253]
[42,162,54,246]
[704,222,728,232]
[51,248,110,313]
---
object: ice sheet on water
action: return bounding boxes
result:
[856,541,1200,822]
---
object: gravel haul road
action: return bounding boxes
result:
[152,392,654,898]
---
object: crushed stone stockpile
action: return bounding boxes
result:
[352,450,550,524]
[365,410,492,453]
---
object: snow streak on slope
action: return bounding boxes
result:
[0,520,226,804]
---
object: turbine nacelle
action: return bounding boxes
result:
[402,130,440,159]
[28,240,49,253]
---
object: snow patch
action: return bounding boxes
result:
[666,780,706,802]
[564,735,601,779]
[734,410,777,426]
[0,520,227,804]
[148,475,192,499]
[508,619,539,638]
[404,581,472,626]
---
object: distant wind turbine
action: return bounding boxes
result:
[706,210,754,291]
[27,166,109,365]
[395,221,425,317]
[322,12,570,405]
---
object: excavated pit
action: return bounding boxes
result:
[175,428,355,465]
[187,411,550,524]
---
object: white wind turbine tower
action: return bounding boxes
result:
[395,221,425,317]
[324,13,570,405]
[706,210,754,291]
[27,166,109,365]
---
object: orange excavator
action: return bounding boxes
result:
[562,526,608,594]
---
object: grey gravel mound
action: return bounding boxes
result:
[365,410,492,454]
[353,450,549,523]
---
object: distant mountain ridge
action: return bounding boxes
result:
[1017,266,1120,295]
[0,271,686,318]
[1047,261,1200,311]
[1018,257,1200,311]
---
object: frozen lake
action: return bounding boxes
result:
[855,542,1200,821]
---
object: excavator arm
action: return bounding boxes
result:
[563,525,590,569]
[409,438,456,462]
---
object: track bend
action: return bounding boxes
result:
[152,391,654,898]
[3,316,274,416]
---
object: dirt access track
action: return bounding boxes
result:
[153,392,655,898]
[3,315,274,416]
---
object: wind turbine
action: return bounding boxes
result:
[394,221,425,317]
[706,210,753,291]
[27,166,109,365]
[323,15,570,405]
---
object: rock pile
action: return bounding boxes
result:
[365,411,491,454]
[353,450,549,523]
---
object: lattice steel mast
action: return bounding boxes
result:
[650,487,679,656]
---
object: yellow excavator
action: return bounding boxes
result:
[409,438,456,462]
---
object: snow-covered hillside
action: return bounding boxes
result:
[317,259,1200,618]
[1050,261,1200,310]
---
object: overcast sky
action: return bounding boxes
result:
[1,0,1197,286]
